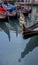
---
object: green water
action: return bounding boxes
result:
[0,6,38,65]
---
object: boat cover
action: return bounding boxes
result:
[17,5,21,9]
[0,7,6,13]
[5,6,17,11]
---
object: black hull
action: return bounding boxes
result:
[22,24,38,39]
[23,9,32,16]
[0,16,8,22]
[29,10,32,13]
[8,13,19,20]
[23,32,38,39]
[23,13,28,16]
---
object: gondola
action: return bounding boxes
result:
[22,8,32,16]
[2,4,18,19]
[16,4,32,16]
[22,23,38,39]
[7,10,18,19]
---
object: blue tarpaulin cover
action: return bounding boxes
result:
[5,6,16,11]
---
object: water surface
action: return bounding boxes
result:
[0,6,38,65]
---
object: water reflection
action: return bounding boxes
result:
[9,18,19,36]
[25,16,31,28]
[0,6,38,65]
[25,7,38,28]
[0,18,19,41]
[0,21,10,41]
[21,35,38,59]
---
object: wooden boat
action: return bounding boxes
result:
[28,23,38,30]
[22,23,38,39]
[22,8,32,16]
[2,4,19,18]
[7,10,17,19]
[15,4,32,16]
[7,10,20,19]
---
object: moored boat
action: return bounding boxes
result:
[2,4,19,19]
[7,10,17,19]
[22,23,38,39]
[15,3,32,16]
[22,8,32,16]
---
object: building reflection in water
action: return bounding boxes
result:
[25,7,38,28]
[9,18,19,37]
[20,35,38,59]
[0,18,19,41]
[0,21,10,41]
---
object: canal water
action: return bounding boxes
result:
[0,6,38,65]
